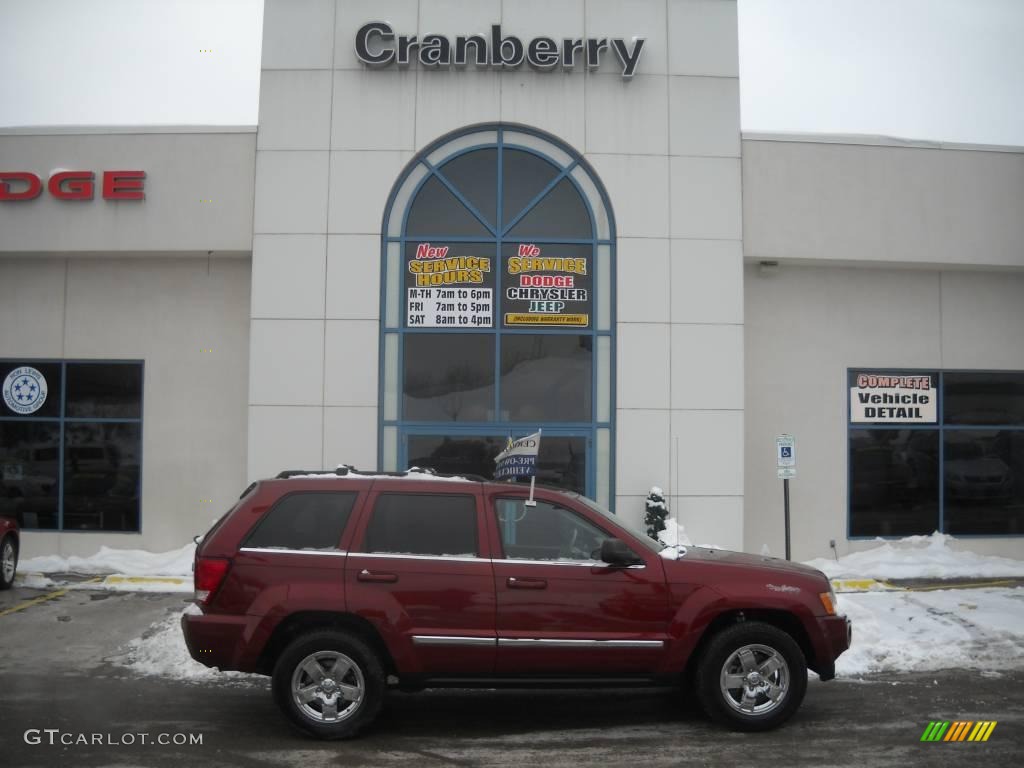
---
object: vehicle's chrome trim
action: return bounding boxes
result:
[497,639,664,648]
[238,547,348,557]
[412,635,497,647]
[348,552,485,563]
[491,559,646,569]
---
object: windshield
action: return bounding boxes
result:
[572,494,665,553]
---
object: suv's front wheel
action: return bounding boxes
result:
[271,630,385,739]
[695,621,807,731]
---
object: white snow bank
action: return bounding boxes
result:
[21,542,196,577]
[657,518,692,548]
[804,532,1024,581]
[111,607,262,684]
[835,587,1024,676]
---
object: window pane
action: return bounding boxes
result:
[0,422,60,529]
[944,372,1024,426]
[437,149,497,230]
[507,177,592,239]
[943,430,1024,535]
[63,423,140,531]
[408,435,506,479]
[363,493,478,556]
[500,335,592,422]
[66,363,142,418]
[404,334,495,421]
[849,429,939,537]
[501,149,561,231]
[405,175,491,237]
[244,492,357,550]
[494,499,611,561]
[1,361,61,418]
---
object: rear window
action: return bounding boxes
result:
[243,492,357,550]
[362,493,478,557]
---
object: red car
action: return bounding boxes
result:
[0,513,18,590]
[183,469,850,739]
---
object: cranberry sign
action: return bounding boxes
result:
[0,170,146,201]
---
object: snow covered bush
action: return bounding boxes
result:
[644,486,668,540]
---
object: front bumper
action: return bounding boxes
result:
[813,614,852,682]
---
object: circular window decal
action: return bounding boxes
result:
[3,366,49,415]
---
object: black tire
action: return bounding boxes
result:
[271,630,385,740]
[0,535,17,590]
[695,621,807,732]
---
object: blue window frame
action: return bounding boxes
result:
[0,359,144,532]
[378,125,616,507]
[847,368,1024,538]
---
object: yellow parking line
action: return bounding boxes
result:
[0,577,102,617]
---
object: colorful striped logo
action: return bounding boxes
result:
[920,721,997,742]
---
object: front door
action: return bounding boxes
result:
[487,492,671,677]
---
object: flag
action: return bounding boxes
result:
[494,431,541,480]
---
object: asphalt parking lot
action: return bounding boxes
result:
[1,585,1021,768]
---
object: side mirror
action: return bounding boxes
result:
[600,538,641,567]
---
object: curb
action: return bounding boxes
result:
[831,578,899,593]
[102,575,189,588]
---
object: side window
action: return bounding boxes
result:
[494,498,609,562]
[363,493,478,557]
[244,492,357,550]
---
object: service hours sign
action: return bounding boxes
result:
[405,242,495,328]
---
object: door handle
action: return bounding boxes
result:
[507,576,547,589]
[357,569,398,583]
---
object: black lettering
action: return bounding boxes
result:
[562,38,584,68]
[527,37,559,70]
[419,34,451,66]
[355,22,395,67]
[491,24,524,67]
[586,38,609,69]
[611,37,645,77]
[396,35,419,66]
[454,34,488,66]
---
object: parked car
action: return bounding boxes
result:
[182,468,851,739]
[0,511,18,589]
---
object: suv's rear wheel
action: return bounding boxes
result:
[695,621,807,731]
[271,631,385,739]
[0,535,17,590]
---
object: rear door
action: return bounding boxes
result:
[345,486,496,677]
[487,491,671,677]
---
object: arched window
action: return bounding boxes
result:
[379,125,616,507]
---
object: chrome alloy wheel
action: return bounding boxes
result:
[291,650,365,723]
[719,643,790,716]
[1,539,15,583]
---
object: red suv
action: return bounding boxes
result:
[183,469,850,739]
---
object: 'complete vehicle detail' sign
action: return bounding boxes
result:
[849,371,937,424]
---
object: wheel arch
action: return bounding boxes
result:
[257,611,397,678]
[682,609,819,681]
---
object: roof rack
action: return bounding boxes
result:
[273,465,490,483]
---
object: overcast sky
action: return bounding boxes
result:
[1,0,1022,145]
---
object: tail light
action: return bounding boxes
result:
[194,557,230,605]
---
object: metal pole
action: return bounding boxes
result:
[783,478,791,561]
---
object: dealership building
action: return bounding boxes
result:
[2,0,1022,563]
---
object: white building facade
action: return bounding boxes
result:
[1,0,1021,562]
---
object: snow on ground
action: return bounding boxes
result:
[20,541,196,577]
[109,606,261,685]
[804,532,1024,581]
[835,587,1024,676]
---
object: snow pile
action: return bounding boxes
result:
[804,532,1024,581]
[21,542,196,577]
[111,606,261,684]
[835,588,1024,676]
[657,518,693,548]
